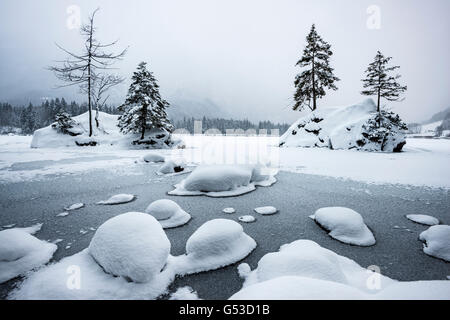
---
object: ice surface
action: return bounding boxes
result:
[406,214,439,226]
[230,240,450,300]
[97,194,136,205]
[145,199,191,229]
[169,164,277,197]
[0,225,57,283]
[419,225,450,262]
[311,207,376,246]
[254,206,278,215]
[89,212,171,283]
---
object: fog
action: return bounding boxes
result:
[0,0,449,123]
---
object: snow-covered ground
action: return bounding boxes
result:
[0,134,449,188]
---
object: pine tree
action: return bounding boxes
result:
[118,62,173,140]
[52,112,80,136]
[20,103,37,134]
[361,51,407,113]
[293,24,340,112]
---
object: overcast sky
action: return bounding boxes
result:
[0,0,449,123]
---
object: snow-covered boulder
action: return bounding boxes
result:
[230,239,450,300]
[143,153,165,163]
[145,199,191,229]
[97,194,136,205]
[174,219,257,275]
[311,207,376,246]
[419,225,450,262]
[239,215,257,223]
[88,212,171,283]
[157,159,187,175]
[406,214,439,226]
[168,165,277,197]
[0,224,57,283]
[280,99,407,152]
[254,206,278,216]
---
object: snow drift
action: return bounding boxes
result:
[231,240,450,300]
[280,99,407,152]
[169,164,277,197]
[419,225,450,262]
[0,224,57,283]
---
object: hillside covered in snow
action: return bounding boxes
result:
[280,99,407,152]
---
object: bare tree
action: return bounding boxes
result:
[49,8,127,137]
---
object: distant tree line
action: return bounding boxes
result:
[0,98,118,134]
[173,116,290,135]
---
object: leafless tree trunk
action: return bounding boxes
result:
[49,8,127,137]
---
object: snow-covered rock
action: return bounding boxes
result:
[223,208,236,214]
[168,164,277,197]
[419,225,450,262]
[280,99,407,152]
[157,159,187,175]
[143,153,165,163]
[0,224,57,283]
[97,194,136,205]
[88,212,171,283]
[311,207,376,246]
[230,240,450,300]
[174,219,257,275]
[169,286,201,300]
[239,216,257,223]
[406,214,439,226]
[64,203,84,211]
[145,199,191,229]
[254,206,278,215]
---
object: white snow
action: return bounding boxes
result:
[9,218,256,300]
[280,99,406,152]
[239,216,257,223]
[254,206,278,215]
[157,159,188,175]
[169,286,201,300]
[64,203,84,211]
[0,224,57,284]
[88,212,171,283]
[419,225,450,262]
[145,199,191,229]
[56,212,69,217]
[311,207,376,246]
[223,208,236,214]
[143,153,165,163]
[172,219,257,275]
[406,214,440,226]
[168,164,277,197]
[96,194,136,205]
[230,240,450,300]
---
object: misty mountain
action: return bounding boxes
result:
[167,97,232,122]
[422,106,450,125]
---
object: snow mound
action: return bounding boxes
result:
[0,225,57,283]
[168,165,277,197]
[64,203,84,211]
[254,206,278,215]
[239,216,257,223]
[280,99,407,152]
[143,153,165,163]
[169,286,201,300]
[419,225,450,262]
[145,199,191,229]
[223,208,236,214]
[231,240,450,300]
[173,219,257,275]
[88,212,171,283]
[406,214,439,226]
[97,194,136,205]
[311,207,376,246]
[157,159,188,176]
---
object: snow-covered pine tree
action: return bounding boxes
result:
[293,24,340,112]
[52,112,81,136]
[361,51,407,114]
[118,62,173,141]
[20,103,37,134]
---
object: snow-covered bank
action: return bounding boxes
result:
[0,134,449,188]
